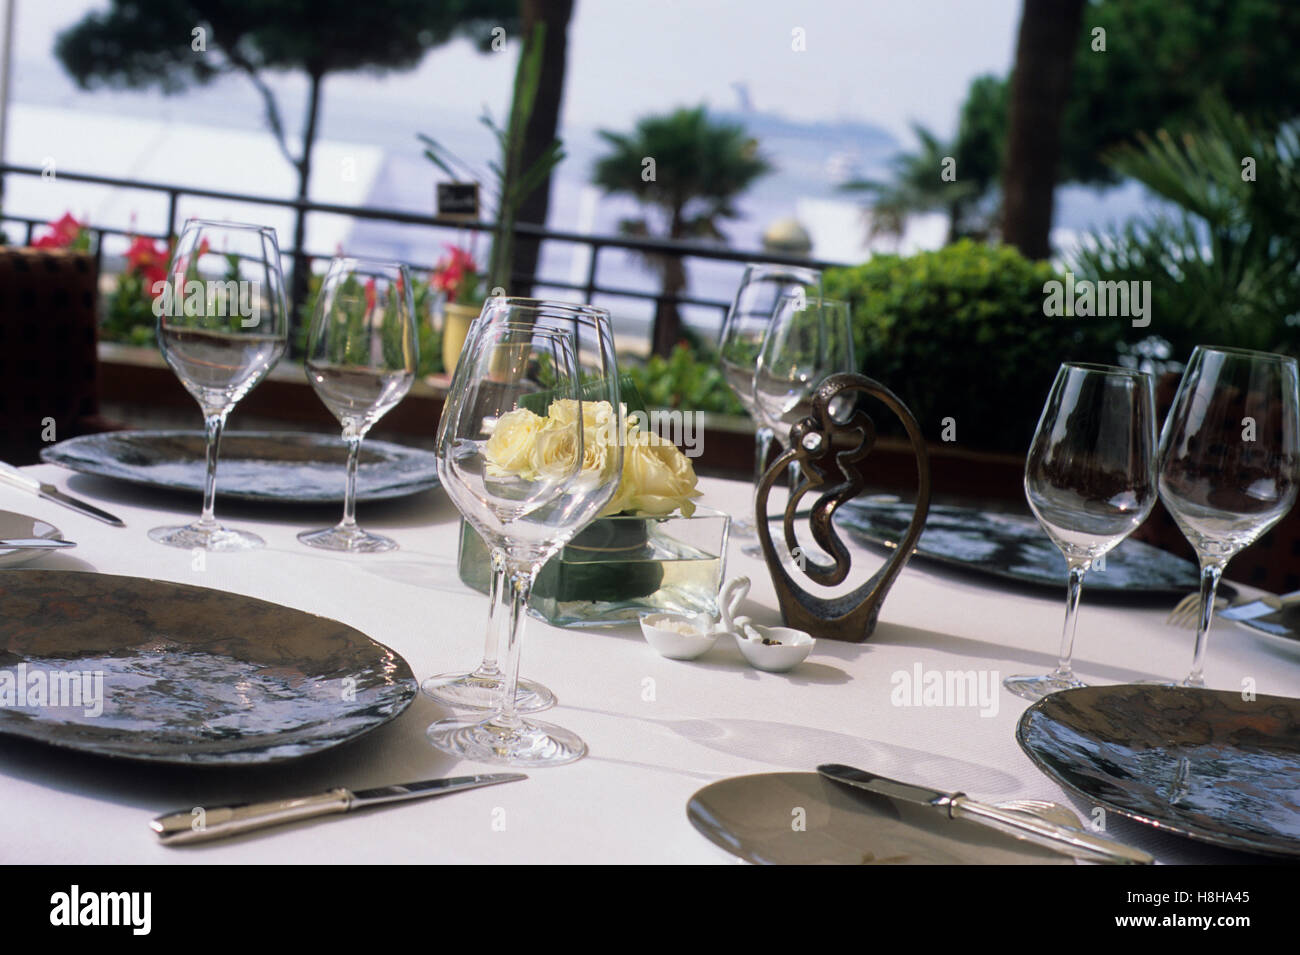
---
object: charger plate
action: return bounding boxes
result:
[0,570,417,765]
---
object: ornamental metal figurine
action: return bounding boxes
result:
[754,372,931,643]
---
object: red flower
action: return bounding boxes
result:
[125,235,169,289]
[432,244,479,302]
[364,277,377,313]
[31,212,87,249]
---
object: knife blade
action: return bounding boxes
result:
[151,773,527,845]
[0,461,126,527]
[817,764,1153,865]
[0,538,76,549]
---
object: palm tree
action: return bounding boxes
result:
[842,123,979,245]
[592,107,771,356]
[1000,0,1087,258]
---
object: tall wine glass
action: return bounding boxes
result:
[299,257,417,552]
[1004,364,1157,700]
[1158,346,1300,687]
[428,318,622,766]
[719,263,822,538]
[753,295,855,445]
[149,219,287,551]
[422,298,619,713]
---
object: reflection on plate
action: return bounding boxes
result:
[1017,684,1300,857]
[1220,596,1300,644]
[0,511,63,568]
[41,430,439,504]
[0,570,417,765]
[687,771,1071,865]
[838,500,1213,597]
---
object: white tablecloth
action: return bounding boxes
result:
[1,465,1294,864]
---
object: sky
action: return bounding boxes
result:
[5,0,1025,146]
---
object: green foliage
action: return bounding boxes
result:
[298,270,443,377]
[101,271,159,346]
[1072,99,1300,363]
[624,344,745,416]
[822,241,1123,453]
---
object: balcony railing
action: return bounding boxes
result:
[0,163,844,351]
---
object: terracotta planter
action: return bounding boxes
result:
[441,302,481,376]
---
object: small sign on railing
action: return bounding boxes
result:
[436,182,480,219]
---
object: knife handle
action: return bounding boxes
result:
[151,788,353,846]
[951,797,1153,865]
[0,461,40,494]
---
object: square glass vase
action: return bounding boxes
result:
[457,506,730,628]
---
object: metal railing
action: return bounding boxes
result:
[0,163,845,349]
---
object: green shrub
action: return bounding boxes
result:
[823,240,1123,453]
[623,342,745,415]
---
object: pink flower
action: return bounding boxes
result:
[125,235,169,289]
[31,212,87,249]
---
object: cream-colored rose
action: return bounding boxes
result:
[484,407,543,478]
[543,399,621,484]
[531,420,581,481]
[601,427,701,518]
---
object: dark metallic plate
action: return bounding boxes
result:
[41,430,439,504]
[838,500,1211,597]
[1017,684,1300,857]
[687,772,1071,865]
[0,570,417,765]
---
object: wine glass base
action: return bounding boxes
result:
[426,715,586,767]
[1003,672,1086,701]
[298,525,397,553]
[420,671,555,713]
[149,523,264,552]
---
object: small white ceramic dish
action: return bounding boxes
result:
[0,510,64,567]
[732,621,815,672]
[639,612,718,660]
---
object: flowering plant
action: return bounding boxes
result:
[485,399,701,518]
[30,212,91,252]
[431,244,485,306]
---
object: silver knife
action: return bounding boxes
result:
[818,764,1153,865]
[0,461,126,527]
[151,773,527,845]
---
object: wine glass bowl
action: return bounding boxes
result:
[298,257,417,553]
[149,219,288,552]
[1157,345,1300,686]
[1005,363,1157,700]
[752,295,854,442]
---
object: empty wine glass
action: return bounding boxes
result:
[299,257,416,552]
[1157,346,1300,687]
[149,219,288,551]
[428,315,622,766]
[753,295,855,446]
[1004,364,1157,700]
[719,264,822,539]
[422,298,619,714]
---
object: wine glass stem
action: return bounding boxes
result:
[495,561,538,730]
[473,550,507,678]
[753,426,773,489]
[1186,560,1225,688]
[198,411,227,530]
[339,434,361,530]
[1056,560,1089,679]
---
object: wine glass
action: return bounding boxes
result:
[149,219,288,551]
[1004,364,1157,700]
[428,316,623,766]
[753,294,855,448]
[299,257,417,552]
[421,298,619,714]
[1157,346,1300,687]
[719,263,822,539]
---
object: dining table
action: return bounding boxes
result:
[1,462,1296,865]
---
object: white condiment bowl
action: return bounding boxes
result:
[639,613,719,660]
[733,624,815,672]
